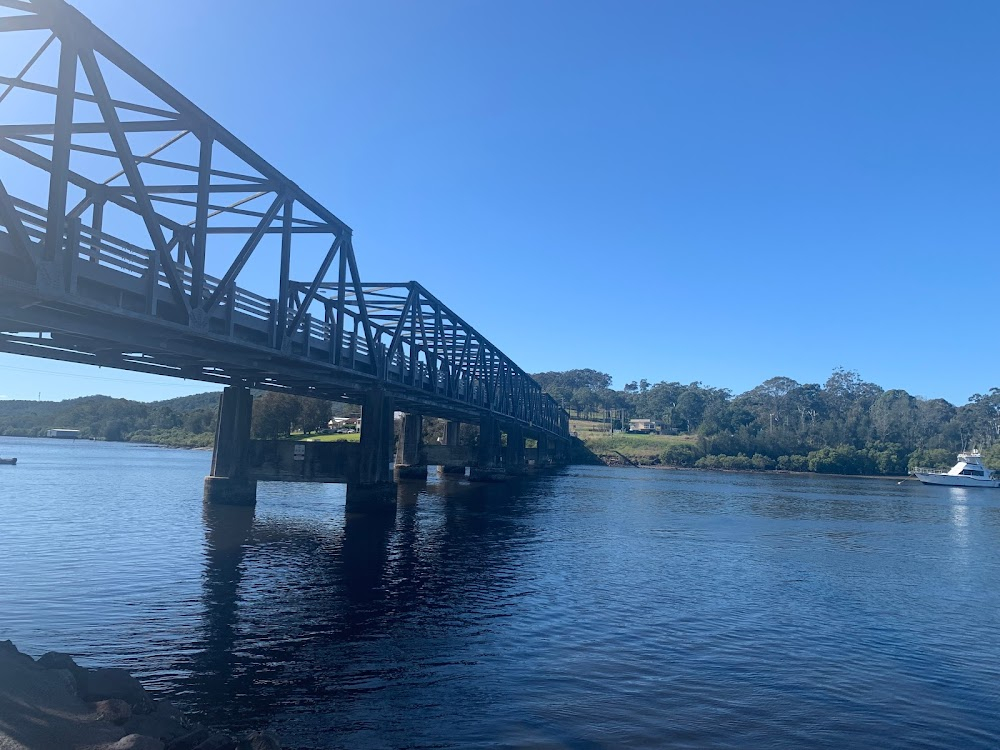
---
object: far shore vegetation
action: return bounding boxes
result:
[2,366,998,478]
[536,368,1000,476]
[0,391,354,449]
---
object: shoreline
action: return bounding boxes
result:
[0,640,280,750]
[644,463,913,482]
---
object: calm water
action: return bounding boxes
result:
[2,435,1000,749]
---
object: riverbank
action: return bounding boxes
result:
[647,463,913,482]
[0,641,279,750]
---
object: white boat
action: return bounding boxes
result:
[913,451,999,488]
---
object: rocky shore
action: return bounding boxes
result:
[0,641,280,750]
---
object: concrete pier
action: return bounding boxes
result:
[505,424,525,475]
[394,413,428,481]
[438,420,467,477]
[204,386,257,505]
[469,413,505,482]
[346,388,397,513]
[535,433,551,468]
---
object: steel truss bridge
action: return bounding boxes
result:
[0,0,570,440]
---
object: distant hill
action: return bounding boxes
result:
[153,391,222,412]
[0,392,220,447]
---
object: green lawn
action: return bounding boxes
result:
[298,432,360,443]
[571,418,697,461]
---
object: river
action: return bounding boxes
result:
[1,435,999,749]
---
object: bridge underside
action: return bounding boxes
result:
[0,0,574,511]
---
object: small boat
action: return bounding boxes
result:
[0,457,16,465]
[913,451,999,488]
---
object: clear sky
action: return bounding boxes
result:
[1,0,998,405]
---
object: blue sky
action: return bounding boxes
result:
[1,0,999,405]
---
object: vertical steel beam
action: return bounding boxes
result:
[191,135,212,308]
[276,197,293,349]
[44,37,76,262]
[333,245,347,365]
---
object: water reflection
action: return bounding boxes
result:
[7,444,1000,749]
[185,474,557,736]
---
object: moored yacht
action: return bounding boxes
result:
[913,451,999,488]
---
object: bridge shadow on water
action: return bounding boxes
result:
[186,472,561,737]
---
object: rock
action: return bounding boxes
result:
[190,733,237,750]
[103,734,165,750]
[152,699,187,725]
[48,666,81,694]
[244,730,282,749]
[37,650,80,671]
[84,667,155,713]
[0,639,38,669]
[164,728,212,750]
[123,712,190,743]
[97,698,133,725]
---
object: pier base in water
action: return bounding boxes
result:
[203,476,257,506]
[468,466,507,483]
[345,481,398,514]
[394,463,429,481]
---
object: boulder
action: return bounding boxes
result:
[102,734,165,750]
[164,728,212,750]
[244,730,282,750]
[97,698,133,725]
[83,667,155,713]
[123,712,190,744]
[152,699,187,725]
[190,733,238,750]
[0,639,39,669]
[37,651,81,671]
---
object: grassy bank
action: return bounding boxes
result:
[572,419,698,465]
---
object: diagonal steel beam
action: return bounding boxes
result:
[285,234,345,341]
[201,192,284,313]
[0,176,39,267]
[78,47,189,313]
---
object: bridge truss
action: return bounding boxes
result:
[0,0,569,437]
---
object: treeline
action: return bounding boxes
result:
[533,368,1000,475]
[0,391,343,448]
[0,394,220,447]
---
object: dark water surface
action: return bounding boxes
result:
[2,436,1000,749]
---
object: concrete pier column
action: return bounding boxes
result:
[554,438,569,465]
[470,412,505,482]
[394,413,428,481]
[535,433,551,468]
[346,387,397,513]
[438,420,466,477]
[204,386,257,505]
[505,424,525,475]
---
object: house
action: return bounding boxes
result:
[328,417,361,433]
[46,428,81,439]
[628,419,660,434]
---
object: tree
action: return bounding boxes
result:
[297,397,331,434]
[870,389,917,446]
[252,393,301,438]
[675,389,707,432]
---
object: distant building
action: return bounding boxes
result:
[628,419,660,434]
[328,417,361,433]
[46,429,81,439]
